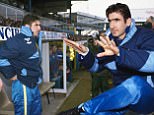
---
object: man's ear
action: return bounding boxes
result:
[126,18,131,26]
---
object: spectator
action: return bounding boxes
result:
[49,45,63,88]
[0,15,5,26]
[144,16,154,29]
[0,78,3,92]
[56,45,73,82]
[66,50,72,82]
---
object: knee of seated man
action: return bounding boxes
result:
[121,76,146,94]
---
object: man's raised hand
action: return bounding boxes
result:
[64,38,88,54]
[96,34,119,57]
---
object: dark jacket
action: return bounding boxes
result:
[0,26,42,88]
[78,21,154,86]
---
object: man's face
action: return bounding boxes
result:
[30,20,41,37]
[108,12,131,39]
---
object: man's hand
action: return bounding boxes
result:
[96,34,119,57]
[64,38,88,54]
[0,78,3,92]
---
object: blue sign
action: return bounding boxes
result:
[0,26,20,41]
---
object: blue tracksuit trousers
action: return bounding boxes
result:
[12,80,42,115]
[82,76,154,115]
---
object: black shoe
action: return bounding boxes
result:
[57,107,84,115]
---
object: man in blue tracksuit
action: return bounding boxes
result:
[0,14,42,115]
[58,3,154,115]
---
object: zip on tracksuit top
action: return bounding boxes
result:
[0,26,42,88]
[78,20,154,86]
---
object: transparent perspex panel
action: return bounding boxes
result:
[49,41,64,89]
[48,40,73,91]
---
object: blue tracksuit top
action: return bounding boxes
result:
[78,21,154,86]
[0,26,42,88]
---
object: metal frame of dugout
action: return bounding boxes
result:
[41,31,68,93]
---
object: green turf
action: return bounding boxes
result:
[57,69,91,112]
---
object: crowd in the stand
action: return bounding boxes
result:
[0,15,21,27]
[0,14,87,42]
[0,14,55,31]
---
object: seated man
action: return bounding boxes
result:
[58,3,154,115]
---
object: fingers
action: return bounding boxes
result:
[99,34,112,46]
[97,52,106,57]
[105,36,112,45]
[96,40,106,48]
[64,38,79,48]
[111,40,116,46]
[97,51,113,57]
[64,38,77,46]
[96,38,112,49]
[78,44,88,53]
[96,35,119,57]
[99,36,108,46]
[63,38,87,53]
[100,33,106,37]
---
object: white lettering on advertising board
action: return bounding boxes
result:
[0,26,67,41]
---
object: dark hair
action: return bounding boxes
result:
[22,14,40,26]
[144,22,152,29]
[106,3,131,22]
[150,16,154,22]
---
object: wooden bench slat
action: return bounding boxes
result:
[39,82,55,95]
